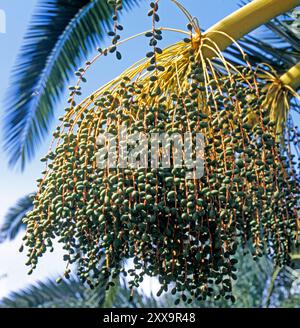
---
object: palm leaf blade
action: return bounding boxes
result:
[4,0,140,169]
[0,194,34,242]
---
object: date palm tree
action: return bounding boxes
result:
[2,1,299,235]
[1,0,300,308]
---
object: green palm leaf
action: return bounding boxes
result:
[3,0,141,170]
[0,277,103,308]
[0,194,34,242]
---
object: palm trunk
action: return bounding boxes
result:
[202,0,300,57]
[280,61,300,90]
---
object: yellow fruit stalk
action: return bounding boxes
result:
[254,61,300,134]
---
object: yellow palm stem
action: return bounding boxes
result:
[280,61,300,90]
[202,0,300,57]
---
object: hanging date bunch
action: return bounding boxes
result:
[254,64,300,189]
[21,0,300,304]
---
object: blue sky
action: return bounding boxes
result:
[0,0,252,297]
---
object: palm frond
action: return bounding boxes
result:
[3,0,140,170]
[0,194,34,242]
[0,277,102,308]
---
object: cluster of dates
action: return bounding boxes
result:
[22,46,299,304]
